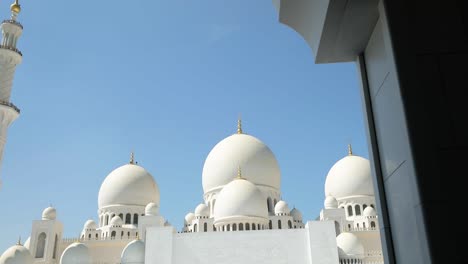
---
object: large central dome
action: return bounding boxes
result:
[202,133,281,193]
[98,163,160,209]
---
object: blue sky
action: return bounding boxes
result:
[0,0,368,251]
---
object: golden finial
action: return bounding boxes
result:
[236,166,244,179]
[10,0,21,14]
[16,236,21,246]
[129,152,135,164]
[237,115,243,134]
[348,144,353,156]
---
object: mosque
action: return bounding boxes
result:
[0,2,384,264]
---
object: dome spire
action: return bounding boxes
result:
[236,165,244,180]
[10,0,21,19]
[129,152,135,164]
[348,144,353,156]
[16,236,21,246]
[237,115,243,134]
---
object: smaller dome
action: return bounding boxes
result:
[121,239,145,264]
[60,243,91,264]
[145,202,159,216]
[214,178,268,221]
[109,216,123,227]
[194,204,209,218]
[324,196,338,209]
[336,233,364,258]
[363,206,377,217]
[83,220,97,230]
[42,207,56,220]
[0,244,33,264]
[290,208,302,221]
[164,220,171,227]
[184,213,195,224]
[274,200,290,215]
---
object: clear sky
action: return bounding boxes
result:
[0,0,368,252]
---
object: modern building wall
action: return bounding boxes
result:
[145,221,339,264]
[276,0,468,263]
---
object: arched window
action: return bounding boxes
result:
[278,220,282,229]
[370,204,375,209]
[258,224,261,230]
[357,223,360,228]
[288,220,292,229]
[127,231,130,238]
[269,220,272,229]
[194,224,198,232]
[371,221,376,228]
[213,225,216,231]
[334,221,340,235]
[105,215,109,225]
[95,234,98,239]
[347,206,353,216]
[233,224,237,231]
[227,225,230,231]
[119,213,123,220]
[355,205,361,216]
[88,234,91,239]
[363,222,366,228]
[212,199,216,215]
[363,204,367,210]
[111,231,116,239]
[133,214,139,225]
[52,234,58,259]
[267,198,272,212]
[239,223,244,231]
[246,223,250,230]
[121,231,124,237]
[348,224,351,229]
[35,232,46,258]
[125,213,131,224]
[252,223,256,230]
[204,222,207,232]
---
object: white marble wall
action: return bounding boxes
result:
[145,221,338,264]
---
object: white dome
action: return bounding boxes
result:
[290,208,302,221]
[184,213,195,224]
[214,178,268,221]
[194,203,209,217]
[336,232,364,258]
[0,244,33,264]
[60,242,91,264]
[363,206,377,217]
[121,239,145,264]
[145,202,159,216]
[324,196,338,209]
[109,216,123,227]
[274,200,290,215]
[202,134,281,193]
[98,164,160,209]
[42,207,56,220]
[83,220,97,230]
[325,155,373,199]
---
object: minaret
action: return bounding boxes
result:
[0,0,23,188]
